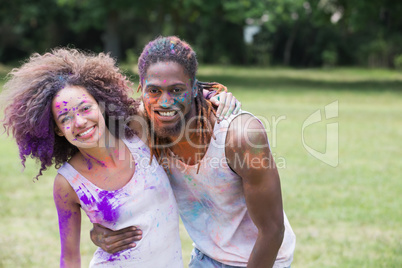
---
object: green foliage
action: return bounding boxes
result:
[0,0,401,67]
[322,48,338,67]
[394,54,402,70]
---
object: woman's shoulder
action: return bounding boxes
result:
[53,173,80,204]
[66,152,84,169]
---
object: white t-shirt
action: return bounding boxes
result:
[167,111,296,267]
[58,135,183,267]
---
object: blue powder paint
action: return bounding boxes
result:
[98,191,119,222]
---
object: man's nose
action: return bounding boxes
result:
[158,92,174,108]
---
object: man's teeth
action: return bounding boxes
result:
[78,127,94,137]
[159,111,177,117]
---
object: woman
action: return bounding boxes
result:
[1,48,237,267]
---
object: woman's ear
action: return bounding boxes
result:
[54,127,64,137]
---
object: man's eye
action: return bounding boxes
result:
[172,88,182,93]
[149,88,159,94]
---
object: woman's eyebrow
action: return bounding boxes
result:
[56,101,86,119]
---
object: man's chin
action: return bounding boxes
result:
[154,126,183,139]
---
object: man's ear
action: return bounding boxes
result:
[137,84,142,93]
[192,86,198,98]
[54,127,64,137]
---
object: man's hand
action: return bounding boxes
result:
[90,223,143,254]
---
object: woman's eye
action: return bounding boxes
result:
[82,106,91,112]
[61,116,72,124]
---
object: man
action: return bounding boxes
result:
[92,36,295,268]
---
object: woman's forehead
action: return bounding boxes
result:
[52,86,95,109]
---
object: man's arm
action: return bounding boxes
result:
[53,174,82,268]
[225,114,284,268]
[90,223,142,254]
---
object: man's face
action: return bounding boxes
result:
[141,61,195,138]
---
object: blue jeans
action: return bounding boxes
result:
[188,248,291,268]
[188,248,246,268]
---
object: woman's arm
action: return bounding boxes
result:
[53,174,82,268]
[203,88,241,121]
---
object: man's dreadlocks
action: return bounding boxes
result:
[137,36,226,165]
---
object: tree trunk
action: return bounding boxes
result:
[283,24,298,66]
[102,11,121,60]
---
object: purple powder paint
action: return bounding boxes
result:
[78,186,96,205]
[57,208,74,261]
[85,153,107,169]
[85,157,93,170]
[98,191,119,222]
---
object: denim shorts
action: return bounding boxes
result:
[188,248,246,268]
[188,247,291,268]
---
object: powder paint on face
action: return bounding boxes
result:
[98,191,119,222]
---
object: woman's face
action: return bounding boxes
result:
[52,85,106,149]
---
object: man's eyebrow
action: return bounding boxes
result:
[145,83,186,88]
[168,83,186,87]
[145,84,158,88]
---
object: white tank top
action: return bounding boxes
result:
[167,111,295,267]
[58,135,183,267]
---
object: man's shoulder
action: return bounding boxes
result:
[225,111,269,156]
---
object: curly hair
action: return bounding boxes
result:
[138,36,226,167]
[1,48,138,180]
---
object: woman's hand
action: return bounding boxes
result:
[210,91,241,121]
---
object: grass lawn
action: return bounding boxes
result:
[1,65,401,267]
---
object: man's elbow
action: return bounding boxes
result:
[277,222,285,244]
[261,221,285,246]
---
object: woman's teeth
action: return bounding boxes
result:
[78,126,94,137]
[158,111,177,117]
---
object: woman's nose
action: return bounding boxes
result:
[74,114,87,127]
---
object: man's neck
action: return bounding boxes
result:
[169,112,216,165]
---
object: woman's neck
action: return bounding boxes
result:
[77,135,127,170]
